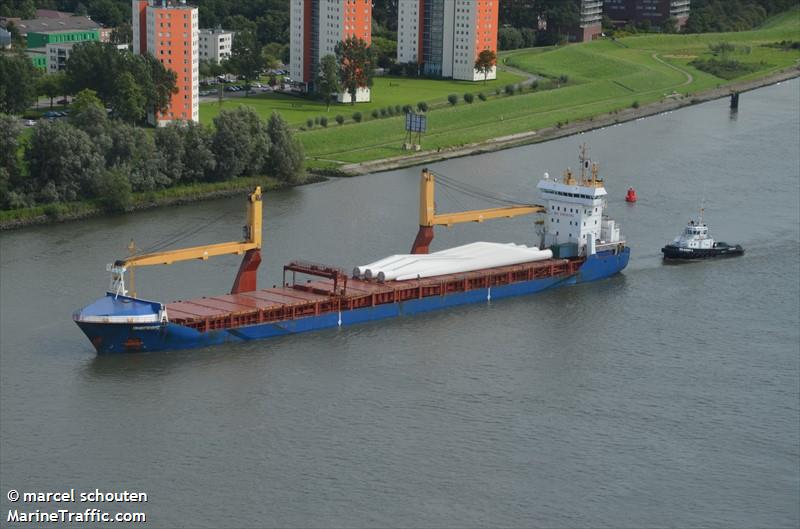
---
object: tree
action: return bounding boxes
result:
[498,27,524,50]
[110,22,133,45]
[0,52,40,114]
[211,107,270,180]
[111,71,146,123]
[180,122,216,182]
[25,120,105,203]
[370,36,397,68]
[38,72,66,109]
[267,112,305,184]
[229,29,264,96]
[154,124,185,184]
[0,114,24,208]
[416,101,428,112]
[140,54,178,117]
[66,42,176,119]
[474,49,497,85]
[315,54,340,111]
[70,89,110,141]
[95,166,133,212]
[335,36,375,105]
[65,41,121,102]
[107,124,168,191]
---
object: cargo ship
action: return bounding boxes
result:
[74,147,630,353]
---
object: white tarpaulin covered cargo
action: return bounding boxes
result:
[355,242,553,282]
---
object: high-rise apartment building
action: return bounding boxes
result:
[604,0,691,30]
[132,0,199,125]
[289,0,372,103]
[397,0,498,81]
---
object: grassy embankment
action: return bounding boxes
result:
[199,71,526,126]
[4,8,798,227]
[288,8,799,168]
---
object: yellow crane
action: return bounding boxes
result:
[109,187,263,297]
[411,169,545,254]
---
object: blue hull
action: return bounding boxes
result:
[76,249,629,353]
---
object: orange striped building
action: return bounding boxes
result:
[132,0,199,125]
[290,0,372,102]
[397,0,498,81]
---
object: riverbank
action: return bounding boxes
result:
[340,66,800,175]
[0,176,319,230]
[2,67,796,230]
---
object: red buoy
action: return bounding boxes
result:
[625,187,637,203]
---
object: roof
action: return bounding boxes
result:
[35,9,73,19]
[17,16,100,34]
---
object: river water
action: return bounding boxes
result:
[1,80,798,528]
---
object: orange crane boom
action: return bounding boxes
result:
[411,169,545,254]
[110,187,263,297]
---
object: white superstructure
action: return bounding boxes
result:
[537,147,624,256]
[671,220,714,249]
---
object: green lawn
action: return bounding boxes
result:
[294,8,799,166]
[199,71,525,126]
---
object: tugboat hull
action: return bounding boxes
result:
[661,244,744,260]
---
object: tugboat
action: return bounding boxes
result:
[625,187,637,203]
[661,209,744,260]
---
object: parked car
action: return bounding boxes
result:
[43,110,60,118]
[57,98,69,105]
[23,119,36,126]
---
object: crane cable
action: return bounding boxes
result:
[132,210,233,256]
[430,170,536,208]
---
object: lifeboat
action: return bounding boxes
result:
[625,187,637,203]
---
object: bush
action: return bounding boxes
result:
[530,80,539,90]
[394,105,402,113]
[632,100,640,109]
[314,116,320,125]
[371,109,380,119]
[505,84,516,95]
[335,115,344,125]
[689,57,759,79]
[402,104,413,114]
[320,116,328,127]
[306,118,314,129]
[417,101,428,112]
[352,111,362,123]
[559,74,569,84]
[96,166,133,212]
[478,92,487,101]
[387,106,395,116]
[495,87,501,95]
[447,94,458,105]
[463,93,474,104]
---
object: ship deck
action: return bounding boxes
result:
[166,257,583,332]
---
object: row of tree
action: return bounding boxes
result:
[0,41,177,123]
[0,90,304,211]
[684,0,798,33]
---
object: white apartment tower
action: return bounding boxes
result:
[290,0,372,102]
[397,0,498,81]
